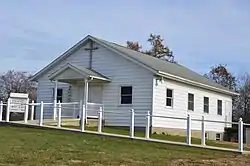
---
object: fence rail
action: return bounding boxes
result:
[0,100,249,153]
[0,99,104,122]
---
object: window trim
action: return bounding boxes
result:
[217,99,223,116]
[203,96,209,113]
[166,88,174,108]
[216,133,221,141]
[188,93,194,111]
[119,85,133,105]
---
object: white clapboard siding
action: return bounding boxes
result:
[36,42,153,126]
[70,84,79,102]
[91,43,153,127]
[152,77,232,132]
[36,44,91,119]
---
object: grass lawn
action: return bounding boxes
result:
[0,126,249,166]
[59,125,244,150]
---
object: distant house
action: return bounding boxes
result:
[30,35,238,140]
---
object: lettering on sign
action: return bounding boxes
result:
[9,93,29,113]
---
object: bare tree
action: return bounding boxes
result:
[0,70,36,102]
[233,73,250,122]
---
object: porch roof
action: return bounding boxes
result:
[48,63,110,82]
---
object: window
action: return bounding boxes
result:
[205,132,208,140]
[188,93,194,111]
[216,133,221,141]
[120,86,132,104]
[204,97,209,113]
[217,100,222,115]
[57,89,63,102]
[166,89,173,107]
[53,88,63,102]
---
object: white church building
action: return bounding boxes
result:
[29,35,238,140]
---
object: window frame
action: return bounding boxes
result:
[166,88,174,108]
[205,132,208,140]
[188,93,194,111]
[120,86,133,105]
[217,99,222,115]
[203,96,209,113]
[216,133,221,141]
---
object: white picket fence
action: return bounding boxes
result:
[0,99,248,153]
[0,99,103,123]
[102,109,246,153]
[0,99,35,122]
[52,107,247,153]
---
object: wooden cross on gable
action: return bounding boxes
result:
[84,40,98,69]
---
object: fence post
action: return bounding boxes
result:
[85,105,88,125]
[186,114,191,145]
[24,98,29,123]
[79,100,83,119]
[30,100,34,120]
[80,103,85,132]
[73,103,76,118]
[0,101,3,121]
[98,106,103,134]
[201,116,206,146]
[238,118,243,153]
[6,98,10,122]
[53,100,57,120]
[130,109,135,138]
[39,101,44,126]
[145,111,150,139]
[57,101,62,128]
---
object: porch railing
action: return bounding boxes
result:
[60,102,79,118]
[0,99,104,122]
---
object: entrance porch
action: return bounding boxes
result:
[48,63,110,120]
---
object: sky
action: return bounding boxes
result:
[0,0,249,76]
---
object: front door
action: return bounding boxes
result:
[77,85,103,104]
[77,85,103,118]
[88,86,103,104]
[88,85,103,118]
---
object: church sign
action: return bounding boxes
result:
[9,93,29,113]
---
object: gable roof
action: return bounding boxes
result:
[48,63,110,81]
[30,35,238,96]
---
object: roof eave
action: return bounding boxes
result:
[29,35,157,81]
[29,35,92,82]
[90,75,111,82]
[157,71,239,96]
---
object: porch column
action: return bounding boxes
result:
[53,80,58,120]
[84,78,89,124]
